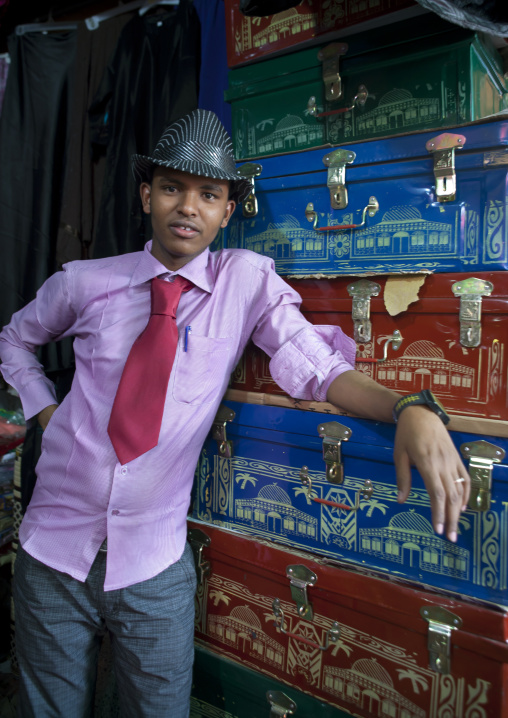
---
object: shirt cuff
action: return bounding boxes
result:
[269,325,356,402]
[16,378,58,422]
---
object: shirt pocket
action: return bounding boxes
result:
[172,335,232,405]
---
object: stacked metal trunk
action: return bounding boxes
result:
[189,3,508,717]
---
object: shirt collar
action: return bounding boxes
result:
[130,241,214,294]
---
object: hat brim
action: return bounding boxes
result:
[132,154,252,205]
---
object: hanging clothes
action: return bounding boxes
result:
[194,0,231,134]
[0,29,77,330]
[90,0,200,260]
[239,0,301,15]
[0,53,9,116]
[55,14,134,268]
[415,0,508,35]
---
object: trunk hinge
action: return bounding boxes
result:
[285,564,318,620]
[460,439,506,511]
[452,277,493,348]
[187,527,211,585]
[236,162,263,217]
[426,132,466,202]
[212,405,236,458]
[266,690,297,717]
[420,606,462,675]
[317,421,352,485]
[347,279,381,343]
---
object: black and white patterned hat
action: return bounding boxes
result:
[132,109,251,204]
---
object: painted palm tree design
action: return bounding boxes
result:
[359,498,388,516]
[293,485,317,505]
[235,473,258,490]
[330,640,353,658]
[209,590,231,607]
[446,338,470,355]
[396,668,429,694]
[256,119,275,131]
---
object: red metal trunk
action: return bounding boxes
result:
[230,272,508,423]
[224,0,417,67]
[190,519,508,718]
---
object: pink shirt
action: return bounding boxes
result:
[0,242,355,590]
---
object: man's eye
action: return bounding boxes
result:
[204,192,217,200]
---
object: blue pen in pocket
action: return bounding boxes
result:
[184,325,192,352]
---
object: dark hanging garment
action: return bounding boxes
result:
[0,29,77,329]
[91,0,200,260]
[239,0,301,16]
[0,54,9,116]
[415,0,508,35]
[194,0,231,134]
[55,14,133,268]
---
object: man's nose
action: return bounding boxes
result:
[177,191,199,215]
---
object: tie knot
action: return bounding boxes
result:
[151,276,193,317]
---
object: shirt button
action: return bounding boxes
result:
[121,467,127,475]
[111,509,120,516]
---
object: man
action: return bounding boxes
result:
[0,110,469,717]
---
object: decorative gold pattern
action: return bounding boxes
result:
[465,679,490,717]
[484,199,507,262]
[488,340,503,400]
[480,511,500,589]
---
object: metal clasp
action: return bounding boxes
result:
[306,196,379,231]
[420,606,462,675]
[212,405,236,458]
[357,330,403,363]
[321,148,356,209]
[426,133,466,202]
[317,422,351,485]
[318,42,348,102]
[300,466,374,511]
[266,690,297,717]
[236,162,263,218]
[452,277,493,348]
[285,564,317,620]
[347,279,381,343]
[307,84,368,118]
[187,528,211,585]
[272,598,340,652]
[460,440,506,511]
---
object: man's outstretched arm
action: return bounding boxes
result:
[326,369,470,543]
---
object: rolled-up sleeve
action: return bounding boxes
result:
[0,270,77,420]
[248,259,356,402]
[269,322,356,401]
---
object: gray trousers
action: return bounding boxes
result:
[13,543,197,718]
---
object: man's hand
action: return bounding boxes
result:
[326,370,469,541]
[394,405,470,542]
[37,404,58,431]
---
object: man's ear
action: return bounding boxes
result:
[220,200,236,229]
[140,182,151,214]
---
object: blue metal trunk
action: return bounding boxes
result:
[226,119,508,276]
[193,400,508,607]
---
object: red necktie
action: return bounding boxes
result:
[108,275,192,464]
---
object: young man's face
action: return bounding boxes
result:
[140,167,236,271]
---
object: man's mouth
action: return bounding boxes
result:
[170,221,199,238]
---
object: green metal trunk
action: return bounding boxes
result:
[192,644,352,717]
[226,16,507,160]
